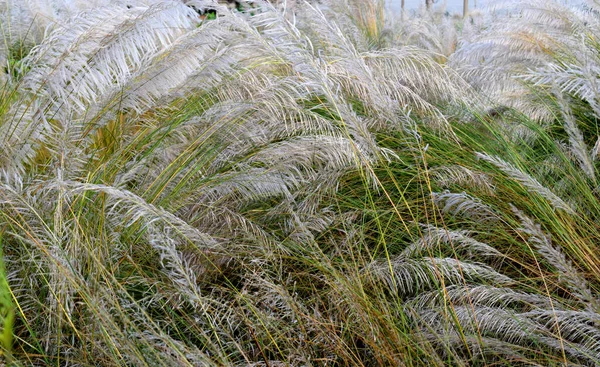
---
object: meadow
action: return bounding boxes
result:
[1,0,600,365]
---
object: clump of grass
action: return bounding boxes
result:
[0,0,599,366]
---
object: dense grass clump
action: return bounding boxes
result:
[1,0,600,365]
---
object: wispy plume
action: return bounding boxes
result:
[476,152,574,213]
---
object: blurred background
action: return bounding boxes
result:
[386,0,581,15]
[387,0,488,14]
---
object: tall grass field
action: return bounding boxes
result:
[1,0,600,365]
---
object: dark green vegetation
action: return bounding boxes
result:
[1,0,600,365]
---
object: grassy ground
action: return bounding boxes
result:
[0,0,600,365]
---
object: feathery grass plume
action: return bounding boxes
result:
[366,256,512,297]
[592,136,600,161]
[319,0,386,48]
[401,225,502,259]
[361,48,476,116]
[521,31,600,121]
[61,181,221,249]
[524,309,600,355]
[22,2,200,118]
[1,0,148,35]
[512,205,600,312]
[552,90,596,182]
[0,2,204,174]
[0,102,51,174]
[407,284,556,311]
[419,333,552,365]
[476,152,575,213]
[293,2,475,131]
[412,305,598,364]
[430,164,495,195]
[450,0,594,121]
[525,61,600,118]
[432,190,500,223]
[387,4,460,58]
[524,138,599,213]
[97,10,240,113]
[413,306,542,347]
